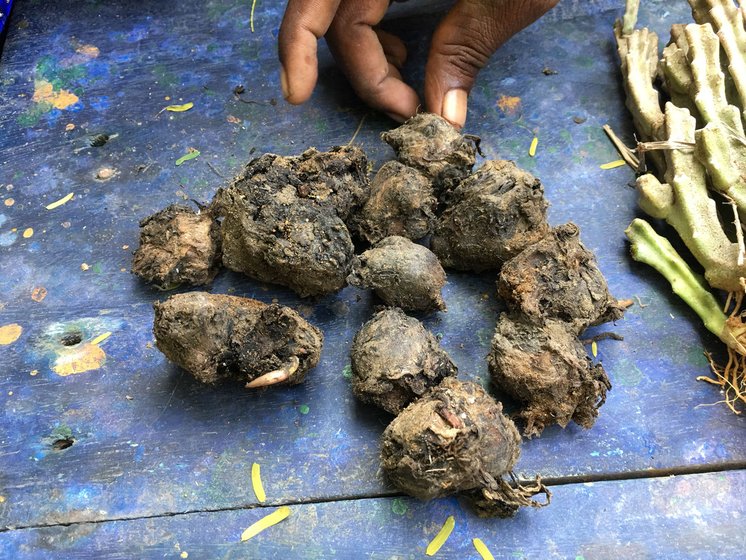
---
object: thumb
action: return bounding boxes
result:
[425,0,559,127]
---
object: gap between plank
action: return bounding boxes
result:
[2,461,745,534]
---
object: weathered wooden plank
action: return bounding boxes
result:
[1,0,744,532]
[2,470,744,559]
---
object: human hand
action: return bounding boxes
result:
[278,0,559,128]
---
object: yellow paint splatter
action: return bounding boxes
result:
[31,286,48,302]
[33,80,79,110]
[53,343,106,376]
[90,332,112,345]
[497,95,522,115]
[46,192,74,210]
[0,496,5,503]
[75,44,100,58]
[240,506,291,542]
[65,123,76,131]
[30,370,38,376]
[426,515,455,556]
[473,538,495,560]
[0,324,23,345]
[4,198,14,206]
[22,228,34,238]
[529,137,539,157]
[592,340,598,358]
[600,159,626,170]
[252,462,266,503]
[81,263,90,271]
[180,552,189,559]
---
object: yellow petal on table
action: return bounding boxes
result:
[473,538,495,560]
[240,506,291,542]
[252,462,266,503]
[22,228,34,238]
[46,193,74,210]
[165,102,194,112]
[591,340,598,357]
[0,324,23,345]
[600,159,626,170]
[529,136,539,157]
[425,515,455,556]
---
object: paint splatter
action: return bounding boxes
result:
[31,287,48,302]
[251,462,266,503]
[473,538,495,560]
[53,343,106,376]
[96,168,116,181]
[240,506,291,542]
[529,137,539,157]
[0,324,22,345]
[600,159,626,170]
[46,192,74,210]
[33,80,79,110]
[22,227,34,238]
[426,516,455,556]
[81,263,89,271]
[65,123,76,131]
[180,552,188,559]
[75,44,100,58]
[227,115,241,124]
[497,95,522,115]
[342,364,352,379]
[30,370,38,376]
[391,498,408,515]
[298,404,310,415]
[4,198,14,207]
[0,496,5,503]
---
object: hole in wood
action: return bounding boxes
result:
[60,332,83,346]
[51,437,75,451]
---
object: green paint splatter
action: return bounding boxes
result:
[342,364,352,379]
[17,103,52,126]
[299,404,310,415]
[576,556,585,560]
[391,498,408,515]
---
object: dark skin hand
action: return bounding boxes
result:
[278,0,560,127]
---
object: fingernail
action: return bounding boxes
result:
[280,65,290,100]
[442,89,468,128]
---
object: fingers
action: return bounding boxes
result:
[278,0,342,104]
[425,0,559,127]
[326,0,420,122]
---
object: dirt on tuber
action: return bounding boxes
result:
[131,204,222,288]
[381,113,478,196]
[347,236,447,312]
[354,161,437,244]
[498,223,626,334]
[380,377,549,516]
[213,147,369,297]
[488,313,611,437]
[153,292,323,388]
[350,308,458,415]
[431,160,550,272]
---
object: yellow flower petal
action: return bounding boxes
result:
[425,515,455,556]
[240,506,291,542]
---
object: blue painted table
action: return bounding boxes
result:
[0,0,743,558]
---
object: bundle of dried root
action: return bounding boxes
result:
[612,0,746,412]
